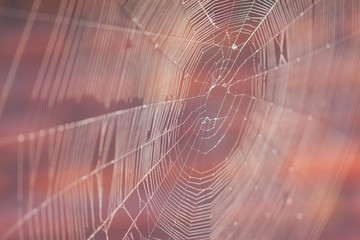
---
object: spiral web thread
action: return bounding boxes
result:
[0,0,359,239]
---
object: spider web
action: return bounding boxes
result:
[0,0,359,239]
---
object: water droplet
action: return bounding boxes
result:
[29,133,35,140]
[39,130,45,137]
[17,134,25,143]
